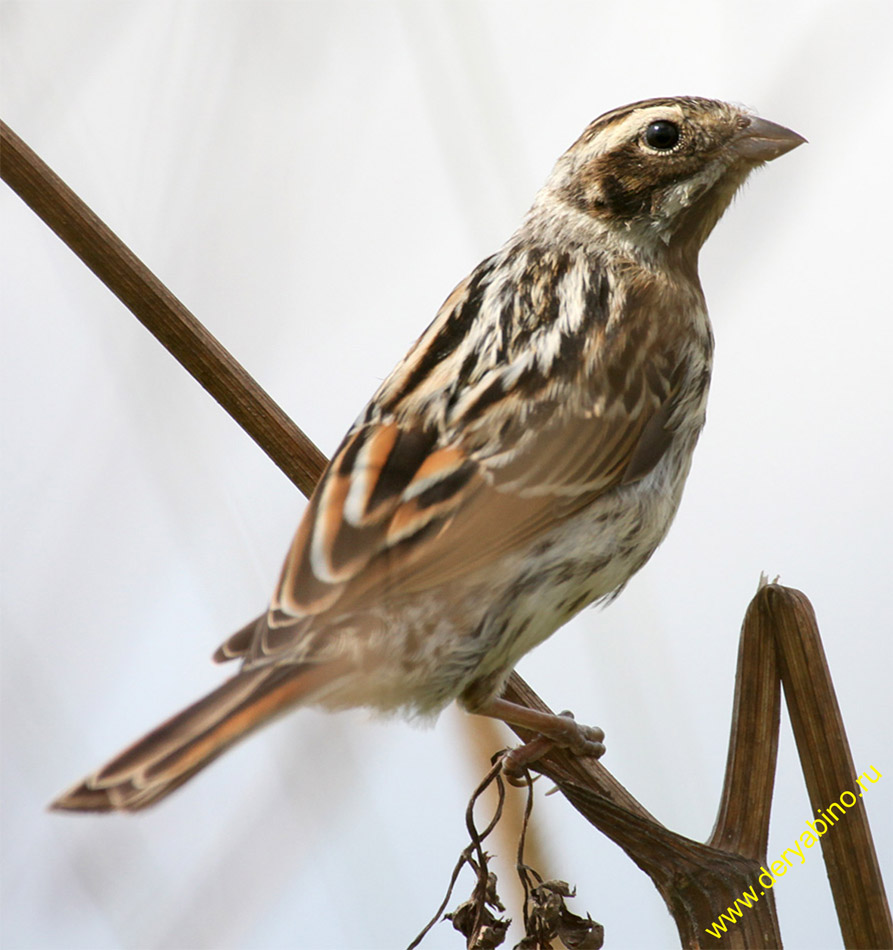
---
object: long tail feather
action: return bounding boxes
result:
[51,662,337,813]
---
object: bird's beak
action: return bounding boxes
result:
[733,115,807,162]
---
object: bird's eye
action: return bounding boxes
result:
[643,120,680,150]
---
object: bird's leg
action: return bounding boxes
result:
[472,697,605,780]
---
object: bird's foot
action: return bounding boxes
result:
[469,696,605,783]
[500,710,605,783]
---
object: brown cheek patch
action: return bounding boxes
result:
[573,140,714,220]
[600,169,653,217]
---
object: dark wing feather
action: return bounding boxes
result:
[234,350,687,667]
[269,421,485,619]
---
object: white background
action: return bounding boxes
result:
[2,2,891,948]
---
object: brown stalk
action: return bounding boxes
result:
[4,118,889,949]
[764,586,892,948]
[0,119,327,496]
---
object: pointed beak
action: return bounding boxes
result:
[733,115,807,162]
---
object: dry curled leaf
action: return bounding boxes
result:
[515,880,603,950]
[445,894,511,949]
[444,868,510,949]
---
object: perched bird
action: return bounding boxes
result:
[53,96,804,812]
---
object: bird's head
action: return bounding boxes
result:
[537,96,805,263]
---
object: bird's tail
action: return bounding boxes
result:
[51,662,338,813]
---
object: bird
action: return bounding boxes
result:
[52,96,804,812]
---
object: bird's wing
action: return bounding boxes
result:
[216,325,690,664]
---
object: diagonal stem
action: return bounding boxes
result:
[0,119,327,497]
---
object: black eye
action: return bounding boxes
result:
[644,120,680,150]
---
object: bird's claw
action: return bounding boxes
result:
[501,710,605,785]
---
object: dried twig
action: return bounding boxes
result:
[407,758,510,950]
